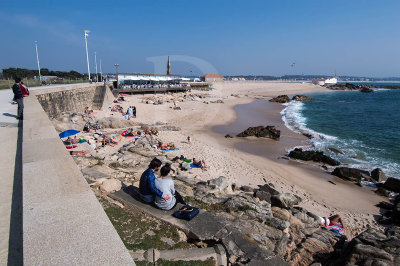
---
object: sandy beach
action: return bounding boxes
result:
[90,81,385,237]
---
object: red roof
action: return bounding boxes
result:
[202,73,224,78]
[312,78,326,81]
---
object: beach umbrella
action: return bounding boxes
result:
[59,129,80,138]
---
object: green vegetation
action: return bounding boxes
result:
[108,162,131,169]
[184,197,226,213]
[103,204,194,251]
[2,67,87,80]
[0,78,88,90]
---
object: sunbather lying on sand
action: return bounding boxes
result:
[69,150,88,156]
[144,128,159,136]
[159,141,175,150]
[192,158,207,168]
[65,136,80,144]
[101,136,118,146]
[319,214,345,229]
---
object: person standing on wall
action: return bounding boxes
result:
[12,77,24,120]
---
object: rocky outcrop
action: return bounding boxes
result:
[271,193,302,209]
[288,148,340,166]
[269,95,291,103]
[331,167,370,182]
[384,177,400,193]
[97,116,136,128]
[371,168,387,183]
[326,83,374,93]
[291,95,314,101]
[237,126,280,140]
[328,226,400,266]
[360,87,373,93]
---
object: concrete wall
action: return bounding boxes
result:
[35,83,115,119]
[22,87,134,265]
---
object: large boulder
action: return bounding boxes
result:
[371,168,387,183]
[332,167,370,182]
[237,126,280,140]
[291,95,314,101]
[258,183,280,196]
[360,87,374,93]
[269,95,291,103]
[289,148,340,166]
[384,177,400,193]
[97,116,135,128]
[99,178,122,193]
[271,193,302,209]
[208,176,234,194]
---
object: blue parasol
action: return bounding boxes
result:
[59,129,80,138]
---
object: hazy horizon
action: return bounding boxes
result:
[1,0,399,77]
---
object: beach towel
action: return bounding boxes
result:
[65,145,77,149]
[161,147,179,152]
[121,130,135,137]
[326,225,345,235]
[78,139,87,143]
[190,163,203,169]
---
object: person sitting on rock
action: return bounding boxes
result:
[319,214,345,229]
[84,106,94,114]
[154,163,187,210]
[139,158,171,203]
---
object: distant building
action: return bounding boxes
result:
[202,73,224,82]
[312,77,337,86]
[40,76,58,81]
[167,56,172,75]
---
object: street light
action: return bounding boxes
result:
[94,51,98,82]
[114,64,119,89]
[34,41,41,82]
[83,30,91,81]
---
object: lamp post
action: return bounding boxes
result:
[34,41,41,82]
[114,64,119,89]
[100,59,103,82]
[83,30,91,81]
[94,51,98,82]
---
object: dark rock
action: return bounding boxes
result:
[289,148,340,166]
[269,95,290,103]
[240,185,254,192]
[328,147,344,154]
[224,134,233,138]
[258,183,280,196]
[384,177,400,193]
[291,95,314,101]
[237,126,280,140]
[255,190,272,203]
[375,187,391,197]
[371,168,387,183]
[360,87,374,93]
[331,167,370,182]
[271,193,302,209]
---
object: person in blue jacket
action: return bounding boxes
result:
[139,158,171,203]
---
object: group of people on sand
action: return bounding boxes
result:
[125,106,136,120]
[139,158,188,210]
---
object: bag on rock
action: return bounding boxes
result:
[172,205,199,221]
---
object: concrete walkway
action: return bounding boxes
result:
[0,84,135,265]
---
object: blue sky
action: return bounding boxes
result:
[0,0,399,77]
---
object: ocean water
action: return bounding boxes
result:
[281,89,400,178]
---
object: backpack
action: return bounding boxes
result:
[172,205,199,221]
[20,84,29,97]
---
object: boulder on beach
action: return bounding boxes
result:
[371,168,387,183]
[360,87,374,93]
[271,193,302,209]
[288,148,340,166]
[384,177,400,193]
[331,167,370,182]
[237,126,280,140]
[291,95,314,101]
[269,95,291,103]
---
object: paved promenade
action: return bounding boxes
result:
[0,84,134,265]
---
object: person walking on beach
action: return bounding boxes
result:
[132,105,136,118]
[139,158,171,203]
[12,77,24,120]
[187,136,191,144]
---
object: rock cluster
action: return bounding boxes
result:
[291,95,314,101]
[237,126,280,140]
[288,148,340,166]
[269,95,291,103]
[326,83,374,93]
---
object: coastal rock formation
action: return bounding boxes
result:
[291,95,314,101]
[384,177,400,193]
[371,168,387,183]
[269,95,291,103]
[331,167,370,182]
[360,87,374,93]
[288,148,340,166]
[237,126,280,140]
[97,116,136,128]
[271,193,302,209]
[328,226,400,266]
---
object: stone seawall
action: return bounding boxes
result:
[35,83,114,119]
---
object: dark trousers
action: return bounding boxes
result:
[16,98,24,118]
[174,191,186,205]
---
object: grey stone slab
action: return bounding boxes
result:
[24,191,134,265]
[24,158,89,205]
[23,138,70,163]
[24,125,59,141]
[82,167,110,179]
